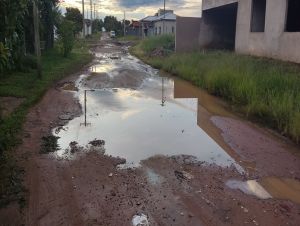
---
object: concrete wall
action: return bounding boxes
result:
[199,3,238,50]
[203,0,238,10]
[154,20,176,35]
[235,0,300,63]
[175,16,201,52]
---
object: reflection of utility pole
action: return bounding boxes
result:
[82,0,85,37]
[33,0,42,78]
[81,89,95,127]
[161,77,166,106]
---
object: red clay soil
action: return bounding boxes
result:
[0,39,300,226]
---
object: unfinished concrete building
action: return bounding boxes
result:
[176,0,300,63]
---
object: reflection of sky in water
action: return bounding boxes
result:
[55,76,241,169]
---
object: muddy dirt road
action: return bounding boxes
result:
[1,34,300,226]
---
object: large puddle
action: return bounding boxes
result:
[54,43,242,170]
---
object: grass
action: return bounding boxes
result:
[0,42,93,208]
[117,35,140,42]
[131,35,300,144]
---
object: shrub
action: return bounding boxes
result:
[57,19,75,57]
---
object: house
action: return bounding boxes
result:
[140,9,176,38]
[126,20,142,36]
[176,0,300,63]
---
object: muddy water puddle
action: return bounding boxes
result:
[54,45,243,170]
[226,177,300,204]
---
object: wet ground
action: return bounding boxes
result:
[1,33,300,226]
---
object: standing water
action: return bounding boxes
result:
[54,42,242,170]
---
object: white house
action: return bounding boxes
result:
[140,9,176,38]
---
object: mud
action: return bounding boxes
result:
[1,33,300,226]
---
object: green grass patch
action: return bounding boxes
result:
[117,35,140,42]
[131,36,300,143]
[0,42,93,208]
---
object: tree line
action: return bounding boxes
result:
[0,0,126,75]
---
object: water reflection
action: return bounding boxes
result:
[54,49,243,170]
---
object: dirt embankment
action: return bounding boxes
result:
[0,36,299,226]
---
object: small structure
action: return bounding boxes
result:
[176,0,300,63]
[127,20,142,37]
[140,9,176,38]
[84,19,92,36]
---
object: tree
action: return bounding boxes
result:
[40,0,59,50]
[0,0,29,73]
[65,7,83,35]
[104,16,122,35]
[92,19,104,33]
[57,19,75,57]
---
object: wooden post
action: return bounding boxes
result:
[84,90,87,126]
[33,0,42,78]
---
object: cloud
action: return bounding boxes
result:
[117,0,186,9]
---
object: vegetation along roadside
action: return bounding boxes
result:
[0,43,92,208]
[131,35,300,144]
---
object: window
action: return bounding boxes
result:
[155,27,158,35]
[172,27,175,33]
[285,0,300,32]
[251,0,267,32]
[159,26,161,34]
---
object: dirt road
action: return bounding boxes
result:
[1,34,300,226]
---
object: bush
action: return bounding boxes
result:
[0,42,9,74]
[134,34,175,55]
[21,54,37,70]
[57,19,75,57]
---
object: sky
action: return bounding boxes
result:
[59,0,202,20]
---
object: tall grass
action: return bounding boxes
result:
[132,38,300,143]
[134,34,175,54]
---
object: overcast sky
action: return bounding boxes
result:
[59,0,202,20]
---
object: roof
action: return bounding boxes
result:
[140,12,176,22]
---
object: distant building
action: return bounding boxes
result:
[140,9,176,38]
[83,19,92,36]
[127,20,142,36]
[176,0,300,63]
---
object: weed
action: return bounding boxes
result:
[40,135,60,154]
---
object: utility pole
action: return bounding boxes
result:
[123,11,126,36]
[33,0,42,78]
[94,3,96,20]
[163,0,166,34]
[82,0,85,37]
[90,0,93,33]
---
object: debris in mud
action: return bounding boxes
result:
[149,47,166,57]
[40,135,60,153]
[89,139,105,146]
[59,113,73,121]
[69,141,83,154]
[60,82,78,91]
[226,179,272,199]
[132,213,149,226]
[109,55,120,60]
[171,155,201,165]
[174,170,194,181]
